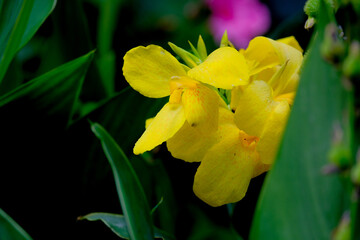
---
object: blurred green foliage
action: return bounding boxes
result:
[0,0,359,239]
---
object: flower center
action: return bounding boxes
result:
[169,76,198,104]
[239,130,259,149]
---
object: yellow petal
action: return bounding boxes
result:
[234,80,275,137]
[254,66,299,95]
[245,37,281,75]
[166,121,216,162]
[182,84,219,133]
[253,66,277,82]
[187,47,249,89]
[252,163,271,178]
[167,108,234,162]
[123,45,186,98]
[275,92,295,106]
[133,103,186,155]
[245,36,303,83]
[277,36,303,53]
[281,73,300,94]
[257,100,290,164]
[193,129,259,207]
[230,86,245,111]
[145,118,153,129]
[268,42,303,96]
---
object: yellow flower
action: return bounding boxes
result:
[168,106,268,207]
[167,36,303,206]
[123,45,249,155]
[123,36,303,207]
[231,36,303,110]
[233,36,303,165]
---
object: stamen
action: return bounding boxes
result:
[169,88,183,104]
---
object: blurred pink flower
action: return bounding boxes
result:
[206,0,271,48]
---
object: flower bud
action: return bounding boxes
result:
[328,144,351,169]
[321,23,345,63]
[332,211,351,240]
[343,41,360,77]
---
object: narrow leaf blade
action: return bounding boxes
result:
[80,212,129,239]
[91,123,154,240]
[80,212,174,240]
[0,0,57,83]
[0,50,94,127]
[0,208,32,240]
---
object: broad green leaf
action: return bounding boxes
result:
[80,212,174,239]
[91,123,154,240]
[0,50,94,127]
[250,4,347,240]
[0,208,32,240]
[0,0,57,84]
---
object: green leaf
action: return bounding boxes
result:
[80,212,175,240]
[80,212,129,239]
[0,50,94,127]
[220,31,235,48]
[250,4,348,240]
[96,0,123,97]
[168,42,201,68]
[0,0,57,84]
[150,197,164,215]
[188,41,201,60]
[196,35,207,61]
[67,88,167,210]
[91,123,154,240]
[140,154,177,235]
[0,208,32,240]
[188,206,243,240]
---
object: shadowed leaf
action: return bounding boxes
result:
[0,208,32,240]
[0,50,94,127]
[91,123,154,240]
[0,0,57,83]
[80,212,174,239]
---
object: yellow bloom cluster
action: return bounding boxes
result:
[122,34,303,207]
